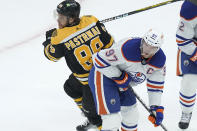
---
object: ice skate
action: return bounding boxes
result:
[178,112,192,129]
[76,119,97,131]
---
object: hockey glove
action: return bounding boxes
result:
[42,39,50,47]
[42,28,56,47]
[148,105,164,127]
[112,71,132,89]
[119,87,128,92]
[190,48,197,64]
[45,28,56,40]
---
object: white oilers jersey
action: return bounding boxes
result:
[92,37,166,106]
[176,0,197,55]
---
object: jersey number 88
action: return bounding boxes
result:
[74,36,104,71]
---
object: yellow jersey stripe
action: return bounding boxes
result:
[97,126,102,130]
[104,37,114,49]
[51,16,98,45]
[44,44,60,62]
[80,81,89,85]
[74,97,82,102]
[78,105,82,109]
[73,73,89,78]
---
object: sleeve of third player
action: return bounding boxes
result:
[92,42,126,78]
[176,1,197,55]
[146,65,166,106]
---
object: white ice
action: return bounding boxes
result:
[0,0,197,131]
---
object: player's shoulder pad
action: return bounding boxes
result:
[121,38,142,62]
[180,1,197,20]
[149,49,166,68]
[51,15,98,45]
[81,15,99,23]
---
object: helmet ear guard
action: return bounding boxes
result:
[143,29,164,48]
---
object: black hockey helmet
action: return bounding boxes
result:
[57,0,80,18]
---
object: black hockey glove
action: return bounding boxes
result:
[42,39,51,47]
[45,28,56,40]
[42,28,56,47]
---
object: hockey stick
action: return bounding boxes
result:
[130,86,168,131]
[100,0,183,23]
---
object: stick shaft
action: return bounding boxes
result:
[101,0,183,23]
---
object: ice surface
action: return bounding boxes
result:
[0,0,196,130]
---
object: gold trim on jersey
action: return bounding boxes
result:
[97,126,102,130]
[74,97,82,109]
[104,37,114,49]
[73,73,89,85]
[80,81,89,85]
[78,105,82,109]
[51,16,99,46]
[73,73,89,77]
[63,25,101,50]
[44,44,60,62]
[74,97,82,102]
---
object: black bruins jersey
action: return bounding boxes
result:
[44,15,114,85]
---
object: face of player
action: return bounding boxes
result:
[141,39,159,58]
[57,14,68,29]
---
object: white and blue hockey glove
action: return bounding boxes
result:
[112,71,132,89]
[148,105,164,127]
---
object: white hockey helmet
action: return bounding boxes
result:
[143,29,164,47]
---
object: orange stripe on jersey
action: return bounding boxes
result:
[96,71,108,115]
[180,15,197,21]
[190,51,197,62]
[157,109,164,113]
[95,58,105,67]
[176,39,185,43]
[147,84,163,89]
[180,97,196,103]
[148,63,162,69]
[121,128,127,131]
[114,73,128,85]
[176,49,181,76]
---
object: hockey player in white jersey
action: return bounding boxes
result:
[176,0,197,129]
[88,29,166,131]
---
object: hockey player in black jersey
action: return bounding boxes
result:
[42,0,114,130]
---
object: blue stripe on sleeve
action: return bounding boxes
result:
[176,34,190,41]
[121,123,137,129]
[180,92,196,99]
[178,40,193,46]
[147,79,164,85]
[96,53,111,66]
[180,101,195,107]
[148,89,163,93]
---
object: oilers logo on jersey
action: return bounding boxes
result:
[129,72,146,84]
